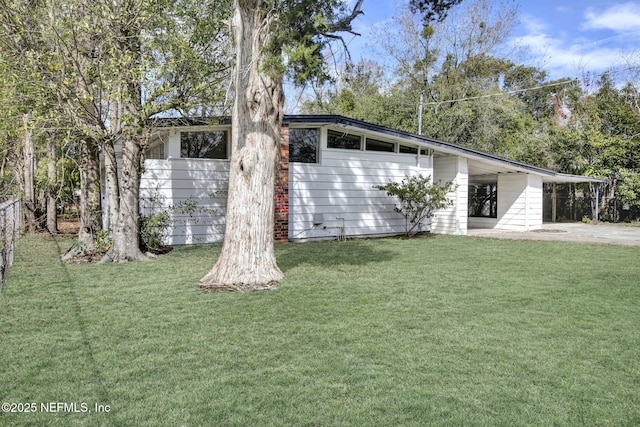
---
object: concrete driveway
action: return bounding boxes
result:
[468,223,640,246]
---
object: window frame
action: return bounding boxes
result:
[289,127,320,163]
[180,129,229,160]
[327,129,362,150]
[365,137,396,153]
[399,145,429,155]
[468,182,498,218]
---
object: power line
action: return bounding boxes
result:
[424,66,640,107]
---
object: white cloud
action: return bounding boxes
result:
[510,31,628,80]
[520,14,548,34]
[509,3,640,80]
[583,2,640,32]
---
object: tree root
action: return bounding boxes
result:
[199,280,280,293]
[98,251,150,264]
[61,245,100,263]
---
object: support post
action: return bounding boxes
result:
[551,183,557,223]
[595,183,600,224]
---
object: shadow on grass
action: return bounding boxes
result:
[46,234,120,425]
[276,238,399,272]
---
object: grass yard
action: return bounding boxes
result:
[1,234,639,426]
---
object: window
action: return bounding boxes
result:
[145,144,165,160]
[366,138,395,152]
[180,130,228,159]
[469,183,498,218]
[327,129,361,150]
[289,128,319,163]
[399,145,429,155]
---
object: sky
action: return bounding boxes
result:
[344,0,640,82]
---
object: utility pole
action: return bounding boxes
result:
[418,91,424,135]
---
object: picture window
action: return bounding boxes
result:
[469,183,498,218]
[180,131,228,159]
[289,128,319,163]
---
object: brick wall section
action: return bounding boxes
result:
[274,124,289,242]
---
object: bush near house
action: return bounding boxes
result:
[375,173,456,236]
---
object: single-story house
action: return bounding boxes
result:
[106,115,606,245]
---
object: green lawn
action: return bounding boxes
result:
[1,234,639,426]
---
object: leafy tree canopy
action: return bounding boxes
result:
[409,0,463,22]
[260,0,363,85]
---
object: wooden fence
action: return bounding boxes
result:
[1,199,21,283]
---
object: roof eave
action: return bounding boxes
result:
[542,173,608,184]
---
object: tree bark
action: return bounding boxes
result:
[22,115,37,233]
[101,129,147,263]
[63,136,103,260]
[99,9,149,263]
[102,139,120,233]
[77,137,102,250]
[200,0,284,291]
[46,131,58,235]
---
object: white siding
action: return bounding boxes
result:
[494,173,543,231]
[527,175,543,230]
[432,156,468,235]
[467,173,544,231]
[140,158,229,245]
[103,121,555,246]
[467,216,499,229]
[289,149,432,241]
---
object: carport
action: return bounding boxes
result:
[463,152,608,232]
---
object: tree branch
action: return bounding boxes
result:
[325,0,364,35]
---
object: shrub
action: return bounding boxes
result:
[140,211,170,252]
[375,174,456,237]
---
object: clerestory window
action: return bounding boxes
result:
[327,129,362,150]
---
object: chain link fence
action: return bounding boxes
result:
[1,199,21,283]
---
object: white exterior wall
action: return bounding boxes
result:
[467,174,544,231]
[138,128,231,245]
[289,147,432,241]
[140,158,229,245]
[432,156,468,235]
[495,173,543,231]
[107,120,562,246]
[140,127,434,245]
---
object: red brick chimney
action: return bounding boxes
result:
[274,124,289,242]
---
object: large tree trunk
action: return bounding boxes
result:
[101,129,147,263]
[100,13,148,263]
[65,137,102,258]
[63,137,103,260]
[103,142,120,235]
[78,138,102,249]
[46,131,58,235]
[22,115,37,233]
[200,0,284,292]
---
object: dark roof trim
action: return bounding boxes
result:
[285,114,556,174]
[149,114,607,183]
[284,115,607,183]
